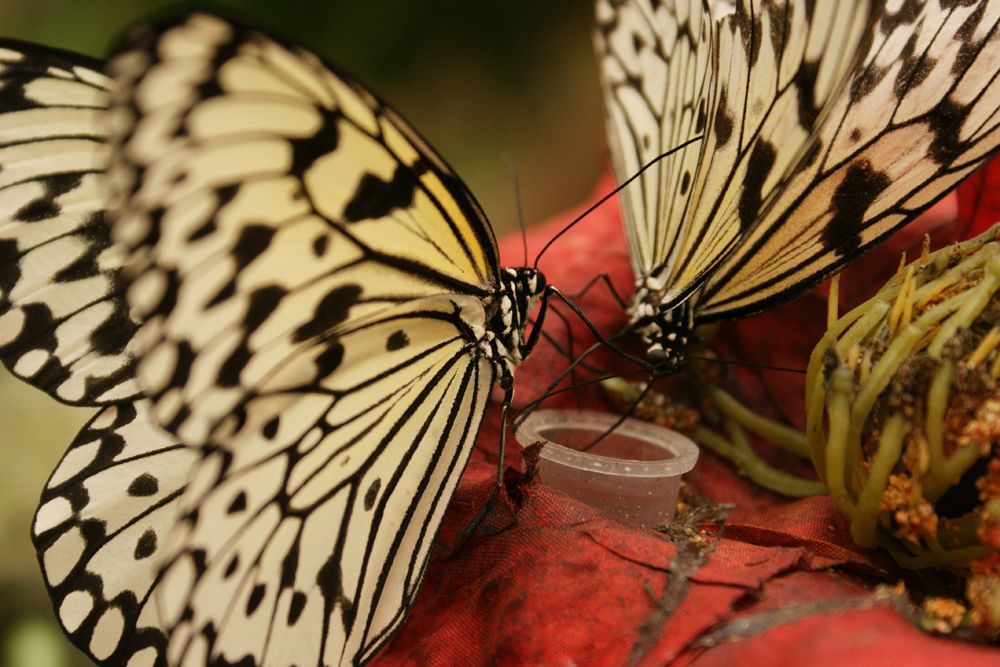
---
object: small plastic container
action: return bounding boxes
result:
[515,409,699,526]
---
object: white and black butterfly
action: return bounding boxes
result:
[595,0,1000,367]
[9,11,556,666]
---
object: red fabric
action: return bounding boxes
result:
[377,156,1000,665]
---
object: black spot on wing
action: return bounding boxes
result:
[738,141,777,232]
[795,59,821,129]
[386,330,409,351]
[314,340,345,378]
[878,0,922,35]
[287,591,307,625]
[290,112,340,176]
[262,416,279,439]
[850,64,888,101]
[0,70,35,111]
[342,165,418,222]
[928,96,967,164]
[88,302,137,357]
[317,551,354,628]
[232,225,275,270]
[714,90,734,147]
[954,3,987,76]
[312,234,329,257]
[0,239,21,299]
[224,555,239,579]
[64,482,90,513]
[243,285,287,332]
[127,473,159,497]
[363,478,381,511]
[218,340,251,388]
[293,284,362,342]
[134,529,157,560]
[822,160,891,255]
[15,198,60,222]
[227,491,247,514]
[14,173,85,223]
[246,583,266,615]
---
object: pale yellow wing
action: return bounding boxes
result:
[700,0,1000,318]
[658,0,871,308]
[107,13,502,447]
[0,40,137,404]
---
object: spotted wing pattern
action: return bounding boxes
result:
[700,0,1000,318]
[103,12,515,666]
[0,40,137,404]
[108,14,501,449]
[594,0,714,286]
[597,0,870,308]
[156,297,495,666]
[32,400,193,667]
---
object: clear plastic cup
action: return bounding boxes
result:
[515,409,699,526]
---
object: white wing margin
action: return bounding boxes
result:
[0,40,137,404]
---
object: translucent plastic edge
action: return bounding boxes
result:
[515,408,700,478]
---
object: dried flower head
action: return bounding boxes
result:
[807,223,1000,630]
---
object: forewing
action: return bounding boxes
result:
[151,296,494,667]
[106,13,501,446]
[700,0,1000,318]
[662,0,871,306]
[0,40,137,404]
[32,400,194,667]
[595,0,714,282]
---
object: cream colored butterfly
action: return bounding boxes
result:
[596,0,1000,366]
[5,11,552,666]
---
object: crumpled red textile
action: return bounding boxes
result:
[375,158,1000,666]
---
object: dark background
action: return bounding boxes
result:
[0,2,607,664]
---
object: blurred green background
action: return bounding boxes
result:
[0,1,606,665]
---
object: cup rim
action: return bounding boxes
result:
[515,408,700,479]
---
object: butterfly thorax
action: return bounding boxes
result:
[486,267,546,387]
[629,284,694,373]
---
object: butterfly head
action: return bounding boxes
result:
[491,267,547,373]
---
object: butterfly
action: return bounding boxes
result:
[9,11,555,666]
[594,0,1000,367]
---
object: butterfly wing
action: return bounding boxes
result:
[108,13,501,448]
[105,12,508,665]
[665,0,871,308]
[156,297,495,666]
[594,0,714,287]
[0,40,137,404]
[32,400,193,666]
[699,0,1000,318]
[598,0,871,308]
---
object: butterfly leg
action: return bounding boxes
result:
[544,287,651,369]
[567,272,630,311]
[455,385,515,551]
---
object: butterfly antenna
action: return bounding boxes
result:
[533,135,703,268]
[502,153,529,266]
[686,354,805,374]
